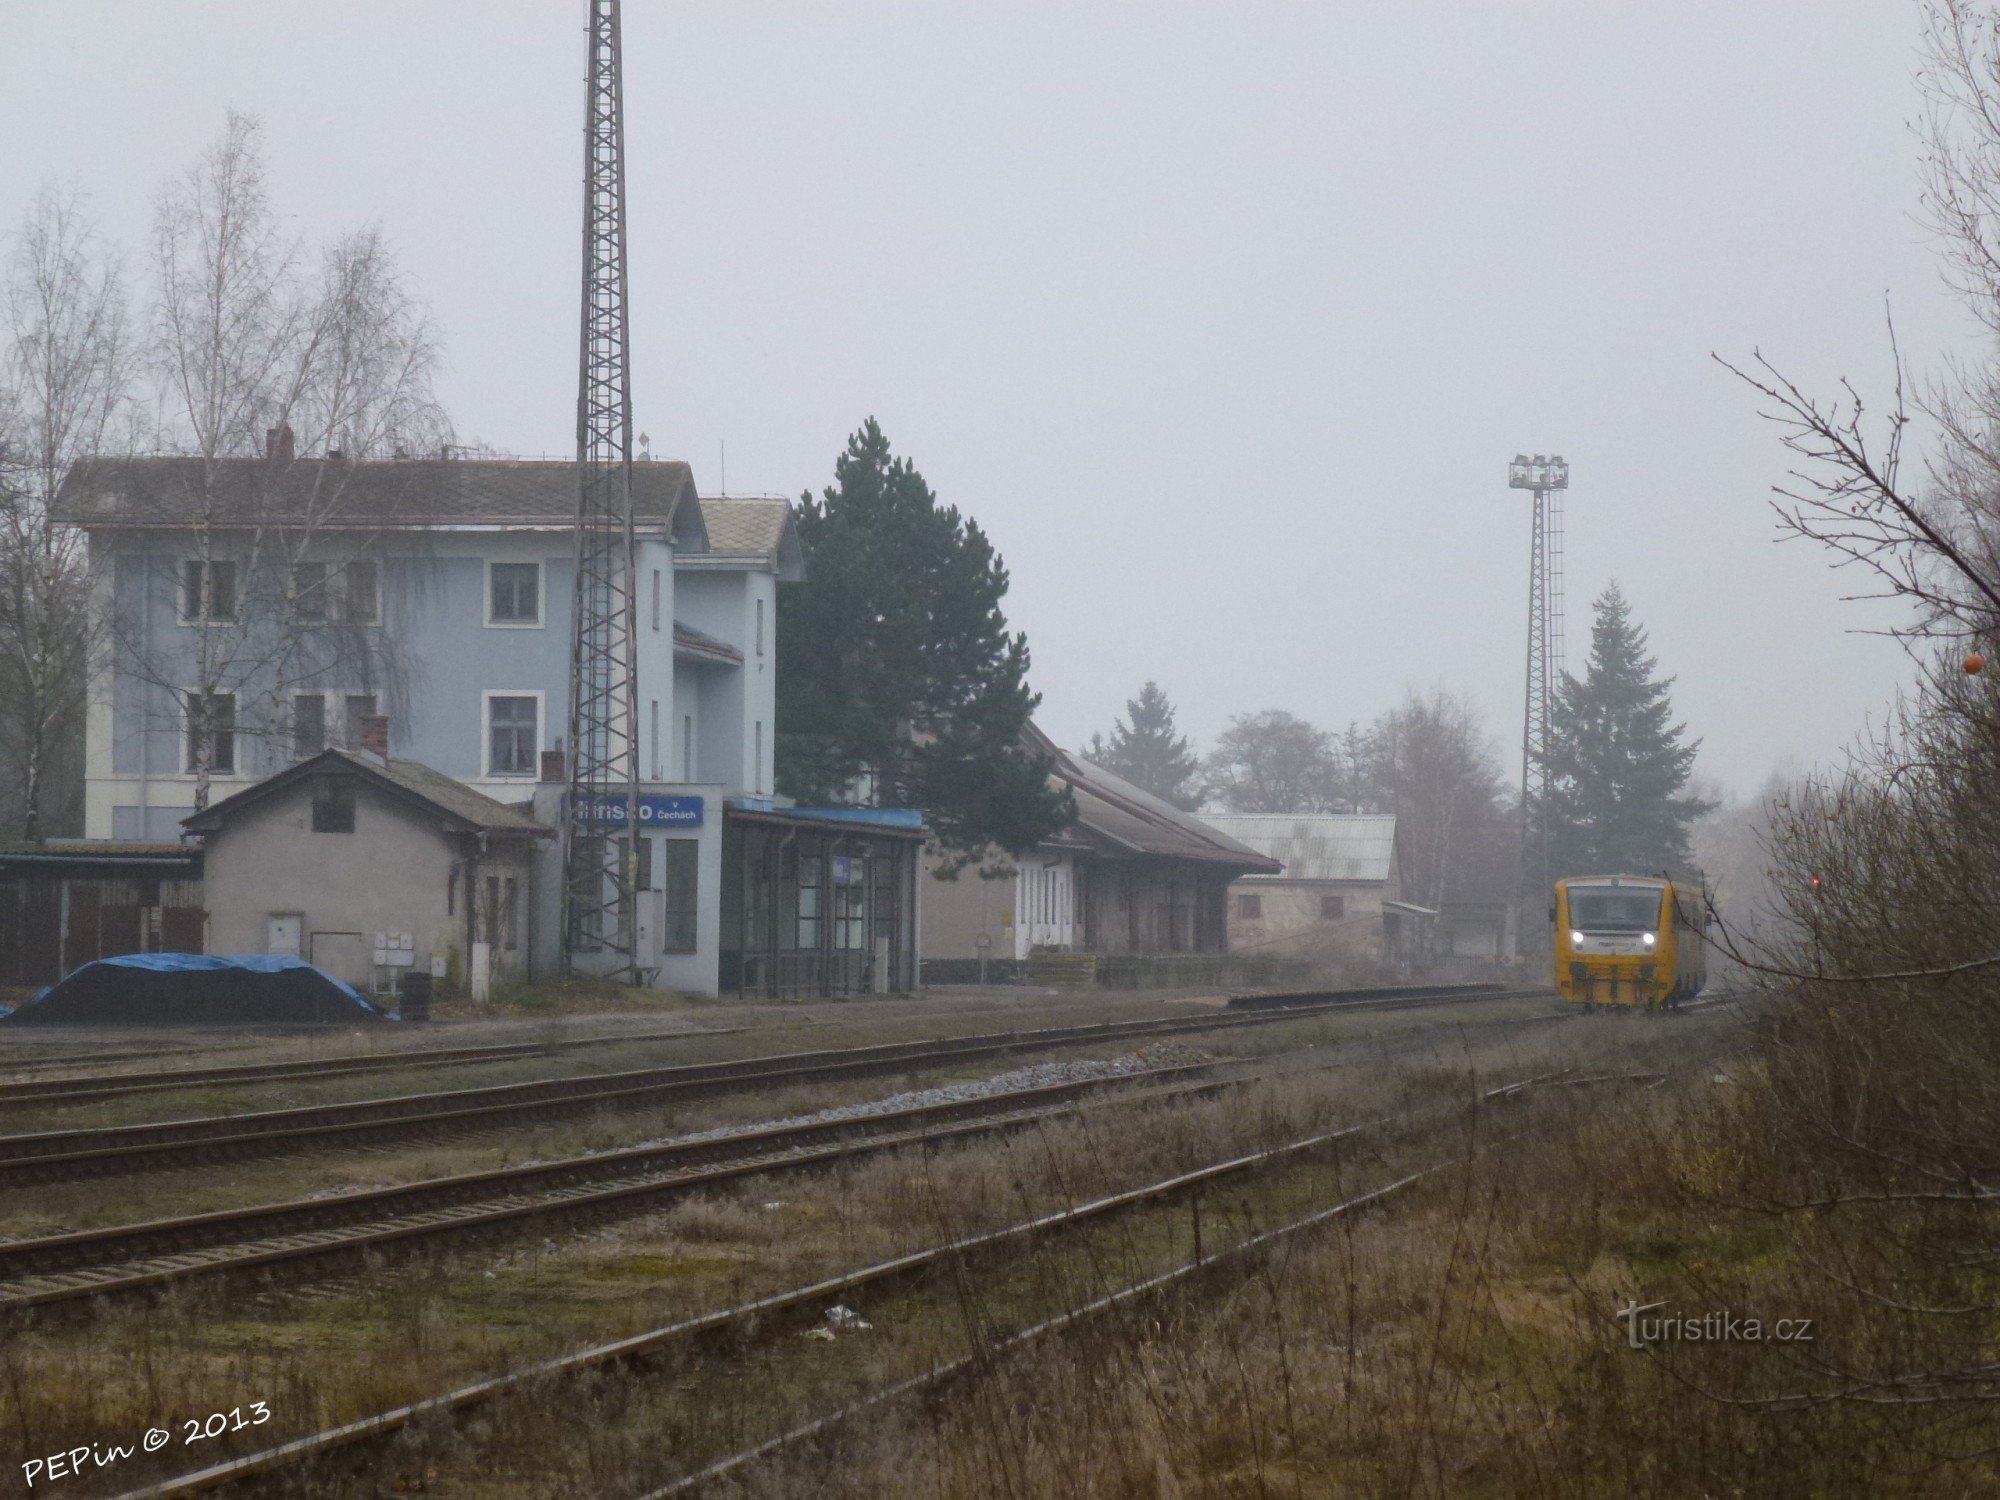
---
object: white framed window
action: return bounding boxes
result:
[486,560,543,627]
[292,559,381,625]
[681,713,694,780]
[651,568,662,631]
[482,690,542,778]
[754,720,764,794]
[755,598,765,657]
[340,559,381,625]
[184,689,237,774]
[180,559,238,624]
[291,561,329,623]
[649,698,661,780]
[293,691,379,758]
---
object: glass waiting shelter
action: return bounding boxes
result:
[719,804,925,998]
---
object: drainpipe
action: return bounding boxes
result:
[136,545,152,838]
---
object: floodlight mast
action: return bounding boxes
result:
[561,0,643,981]
[1507,453,1570,942]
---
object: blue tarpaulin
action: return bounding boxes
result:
[1,953,391,1026]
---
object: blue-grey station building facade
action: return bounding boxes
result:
[54,444,923,998]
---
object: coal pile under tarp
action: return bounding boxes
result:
[1,953,392,1026]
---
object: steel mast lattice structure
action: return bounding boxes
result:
[1508,453,1569,931]
[562,0,643,978]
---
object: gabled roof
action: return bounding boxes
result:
[1198,813,1398,883]
[688,496,804,580]
[1022,723,1281,873]
[54,456,708,548]
[181,749,549,838]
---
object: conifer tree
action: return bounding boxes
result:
[775,419,1074,859]
[1544,583,1713,875]
[1085,681,1204,809]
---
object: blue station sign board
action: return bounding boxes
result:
[570,794,705,827]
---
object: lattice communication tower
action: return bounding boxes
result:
[1508,453,1569,924]
[562,0,642,976]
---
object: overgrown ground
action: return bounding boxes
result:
[0,997,1660,1497]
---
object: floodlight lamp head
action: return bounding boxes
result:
[1507,452,1571,492]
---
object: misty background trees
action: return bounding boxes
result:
[1082,681,1202,809]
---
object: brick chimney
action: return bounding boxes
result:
[265,423,295,463]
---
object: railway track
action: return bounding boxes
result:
[0,984,1548,1186]
[0,1024,756,1106]
[0,1062,1234,1316]
[0,984,1505,1109]
[105,1071,1561,1500]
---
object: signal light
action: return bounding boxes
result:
[1809,874,1823,892]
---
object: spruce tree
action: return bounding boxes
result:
[775,419,1074,859]
[1085,682,1204,809]
[1543,583,1713,876]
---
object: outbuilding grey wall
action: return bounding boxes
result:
[199,774,533,992]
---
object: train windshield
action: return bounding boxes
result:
[1566,886,1661,933]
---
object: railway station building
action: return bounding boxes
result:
[921,724,1280,981]
[56,448,923,999]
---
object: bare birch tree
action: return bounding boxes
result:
[0,185,133,838]
[125,112,446,809]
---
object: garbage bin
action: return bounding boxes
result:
[398,969,434,1024]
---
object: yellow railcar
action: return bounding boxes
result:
[1552,875,1706,1010]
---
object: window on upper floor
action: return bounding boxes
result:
[181,559,237,624]
[185,690,236,774]
[293,694,326,758]
[1237,893,1263,920]
[486,693,539,777]
[1321,893,1345,920]
[293,692,378,758]
[292,562,329,623]
[488,562,541,626]
[651,568,661,631]
[756,598,765,657]
[292,559,379,625]
[340,560,380,625]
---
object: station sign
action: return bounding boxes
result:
[571,794,705,827]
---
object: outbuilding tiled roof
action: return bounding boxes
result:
[182,750,548,837]
[359,755,547,833]
[1198,814,1398,883]
[53,456,703,541]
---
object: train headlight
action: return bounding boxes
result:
[1569,930,1585,947]
[1641,931,1657,947]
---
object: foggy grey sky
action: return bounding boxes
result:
[2,2,1960,798]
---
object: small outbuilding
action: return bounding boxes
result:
[1198,813,1427,964]
[0,841,205,986]
[182,749,551,1002]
